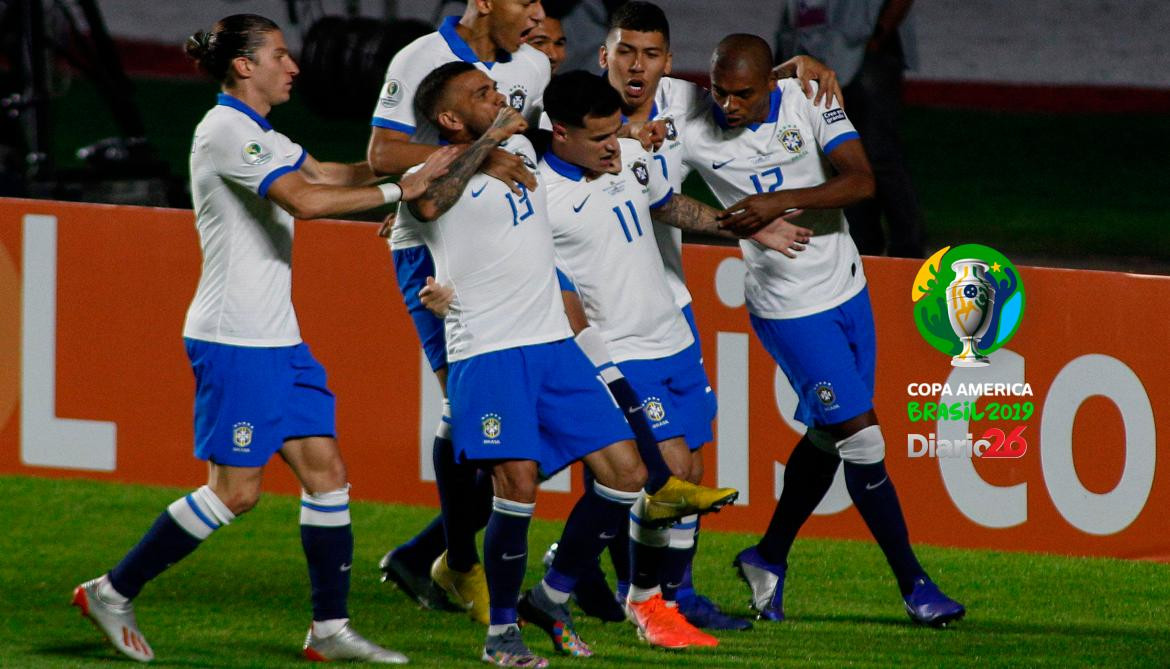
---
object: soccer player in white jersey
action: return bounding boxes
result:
[395,61,670,667]
[69,15,455,664]
[587,0,845,631]
[677,34,966,628]
[535,70,812,649]
[368,0,552,621]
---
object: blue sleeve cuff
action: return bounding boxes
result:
[556,268,577,292]
[258,149,307,198]
[371,118,416,135]
[823,131,860,155]
[649,188,675,210]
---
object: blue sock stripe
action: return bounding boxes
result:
[544,567,577,594]
[185,494,220,530]
[489,607,518,625]
[300,501,350,513]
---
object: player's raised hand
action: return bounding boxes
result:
[620,119,668,151]
[750,210,813,258]
[486,106,529,142]
[717,193,793,236]
[774,55,843,109]
[377,211,396,238]
[398,145,460,200]
[483,149,537,195]
[419,276,454,318]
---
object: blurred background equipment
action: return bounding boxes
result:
[0,0,184,205]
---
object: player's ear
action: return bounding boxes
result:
[436,110,463,134]
[231,55,253,80]
[664,50,673,76]
[598,43,609,70]
[550,122,569,143]
[473,0,492,16]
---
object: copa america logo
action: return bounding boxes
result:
[912,244,1025,367]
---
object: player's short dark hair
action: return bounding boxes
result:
[185,14,280,83]
[543,71,623,128]
[608,1,670,45]
[542,0,577,20]
[414,61,478,125]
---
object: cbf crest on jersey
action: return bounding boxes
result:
[814,382,837,408]
[232,421,254,451]
[481,413,502,443]
[780,127,805,154]
[663,117,678,141]
[642,397,667,426]
[631,160,650,186]
[381,79,403,109]
[241,141,272,166]
[507,85,528,111]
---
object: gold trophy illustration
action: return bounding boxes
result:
[946,259,995,367]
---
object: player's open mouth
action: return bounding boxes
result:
[520,27,534,40]
[624,80,645,98]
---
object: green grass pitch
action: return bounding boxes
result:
[4,475,1168,667]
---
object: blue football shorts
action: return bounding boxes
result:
[749,287,876,428]
[618,342,716,451]
[184,338,336,467]
[447,338,634,478]
[392,244,447,372]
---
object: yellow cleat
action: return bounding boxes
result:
[641,476,739,527]
[430,550,490,625]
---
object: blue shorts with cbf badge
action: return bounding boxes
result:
[618,343,716,451]
[185,338,336,467]
[392,245,447,371]
[447,339,634,478]
[750,287,876,428]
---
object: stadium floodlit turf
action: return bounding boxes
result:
[4,475,1168,667]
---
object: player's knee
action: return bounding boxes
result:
[220,489,261,515]
[836,425,885,464]
[610,461,647,493]
[492,464,539,503]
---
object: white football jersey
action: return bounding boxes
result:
[680,79,867,319]
[183,94,307,347]
[395,135,571,362]
[543,138,693,363]
[643,76,703,309]
[373,16,551,252]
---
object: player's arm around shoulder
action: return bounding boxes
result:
[409,106,528,222]
[266,146,458,220]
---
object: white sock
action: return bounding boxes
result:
[628,584,661,603]
[541,579,571,604]
[97,575,129,605]
[313,617,349,638]
[488,623,519,636]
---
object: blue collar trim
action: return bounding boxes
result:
[544,149,585,181]
[217,93,272,131]
[620,101,659,124]
[713,88,781,131]
[439,16,511,68]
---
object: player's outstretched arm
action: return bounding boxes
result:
[299,155,378,187]
[368,127,449,177]
[717,139,873,235]
[654,193,813,257]
[265,148,456,220]
[409,107,528,222]
[774,55,843,109]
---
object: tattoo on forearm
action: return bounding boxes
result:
[653,194,733,238]
[422,133,500,217]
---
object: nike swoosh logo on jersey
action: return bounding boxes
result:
[866,477,889,491]
[501,552,527,561]
[712,158,736,169]
[572,195,591,212]
[471,183,488,198]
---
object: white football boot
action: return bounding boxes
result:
[71,575,155,662]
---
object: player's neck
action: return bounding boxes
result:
[550,146,603,182]
[621,98,656,123]
[223,85,271,118]
[456,16,500,63]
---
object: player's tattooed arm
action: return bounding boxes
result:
[654,193,814,259]
[409,107,528,221]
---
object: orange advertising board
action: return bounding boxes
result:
[2,198,1167,560]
